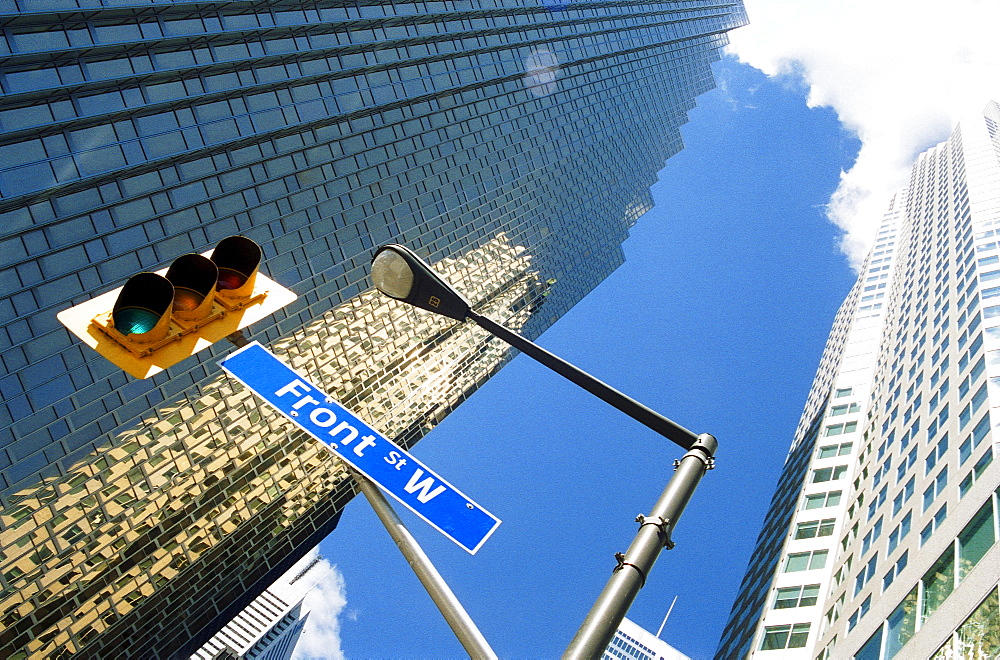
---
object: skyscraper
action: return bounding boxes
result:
[716,102,1000,659]
[0,1,748,656]
[192,552,323,660]
[605,617,690,660]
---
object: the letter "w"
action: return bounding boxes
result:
[404,469,447,503]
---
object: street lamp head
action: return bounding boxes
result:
[370,244,471,321]
[371,248,415,299]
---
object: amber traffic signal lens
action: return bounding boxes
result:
[172,288,206,312]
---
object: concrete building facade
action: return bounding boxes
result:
[717,103,1000,659]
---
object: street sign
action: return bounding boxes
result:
[219,342,501,554]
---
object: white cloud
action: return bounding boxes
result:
[727,0,1000,268]
[278,549,348,660]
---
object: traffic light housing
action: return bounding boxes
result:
[58,236,296,379]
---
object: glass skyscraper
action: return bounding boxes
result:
[0,1,747,656]
[716,102,1000,659]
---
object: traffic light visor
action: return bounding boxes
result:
[166,254,218,321]
[212,236,261,299]
[111,273,173,342]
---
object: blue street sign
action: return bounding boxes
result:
[220,342,501,554]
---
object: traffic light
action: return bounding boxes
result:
[58,236,296,379]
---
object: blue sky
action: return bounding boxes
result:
[304,58,857,659]
[296,1,1000,656]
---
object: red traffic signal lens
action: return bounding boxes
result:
[216,268,248,290]
[211,237,261,299]
[113,308,162,335]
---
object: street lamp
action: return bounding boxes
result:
[371,244,705,451]
[371,244,717,658]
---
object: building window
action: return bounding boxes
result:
[882,585,919,659]
[817,442,853,458]
[882,550,908,591]
[795,518,836,540]
[873,458,893,487]
[855,621,883,660]
[784,550,828,573]
[921,546,955,624]
[931,587,999,659]
[923,467,948,511]
[813,465,848,483]
[835,387,853,398]
[960,413,992,466]
[958,356,985,396]
[959,435,973,464]
[929,378,949,410]
[862,517,883,555]
[897,449,917,483]
[893,476,916,516]
[848,608,860,632]
[803,490,842,510]
[868,486,887,520]
[844,523,859,550]
[925,434,949,475]
[959,449,994,497]
[887,512,912,554]
[759,623,810,651]
[825,422,858,437]
[957,499,996,580]
[818,636,837,660]
[829,403,861,417]
[773,584,820,609]
[921,504,948,545]
[854,554,879,597]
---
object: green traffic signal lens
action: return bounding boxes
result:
[113,308,161,335]
[216,268,248,290]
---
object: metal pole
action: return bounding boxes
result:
[563,434,717,659]
[466,310,699,451]
[353,473,498,660]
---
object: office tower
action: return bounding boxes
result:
[604,617,690,660]
[192,552,322,660]
[716,102,1000,659]
[0,1,748,656]
[194,598,308,660]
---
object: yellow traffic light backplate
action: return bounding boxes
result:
[58,271,296,379]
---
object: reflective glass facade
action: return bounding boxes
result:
[716,103,1000,659]
[0,1,747,656]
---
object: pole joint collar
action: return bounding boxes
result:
[689,432,718,458]
[613,552,648,588]
[635,514,675,550]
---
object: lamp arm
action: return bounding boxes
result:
[465,310,703,452]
